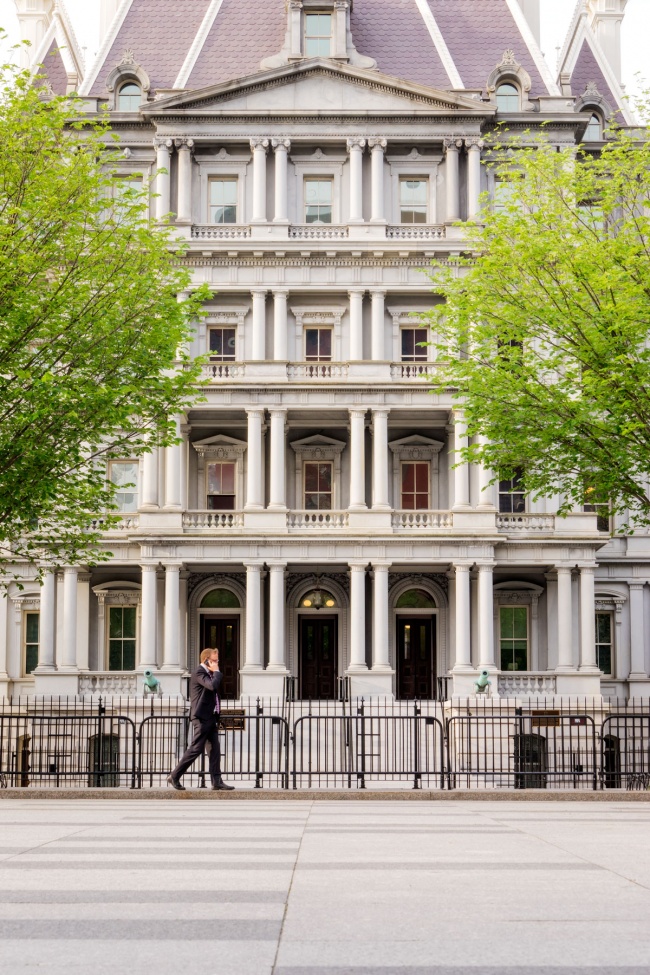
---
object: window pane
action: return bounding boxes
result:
[210,180,237,224]
[26,612,39,644]
[415,464,428,492]
[110,461,138,513]
[109,607,123,640]
[209,328,236,361]
[513,606,528,638]
[221,463,235,494]
[207,464,222,494]
[123,607,136,640]
[584,115,602,142]
[304,180,333,224]
[496,83,519,111]
[305,329,319,359]
[318,463,332,492]
[25,644,38,675]
[596,612,611,643]
[305,463,319,493]
[318,329,332,360]
[118,83,141,111]
[305,13,332,56]
[109,642,122,671]
[122,640,136,671]
[400,179,428,223]
[402,464,415,493]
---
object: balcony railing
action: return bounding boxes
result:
[78,672,138,696]
[390,362,431,380]
[288,510,349,529]
[191,225,252,239]
[497,673,558,696]
[89,515,139,532]
[287,362,349,380]
[201,361,246,382]
[497,513,556,532]
[288,225,349,239]
[392,510,453,529]
[183,510,244,530]
[386,225,446,239]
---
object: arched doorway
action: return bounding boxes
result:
[199,588,241,699]
[298,587,338,700]
[394,589,436,700]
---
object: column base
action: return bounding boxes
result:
[628,676,650,699]
[348,669,393,698]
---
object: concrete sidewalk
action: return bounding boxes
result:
[0,799,649,974]
[1,787,650,800]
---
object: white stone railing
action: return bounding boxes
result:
[497,673,558,696]
[392,510,453,529]
[183,510,245,529]
[288,510,349,529]
[497,514,556,532]
[192,225,252,239]
[201,361,246,382]
[390,362,431,380]
[289,225,350,239]
[287,362,349,380]
[79,673,138,696]
[386,225,446,239]
[89,515,139,532]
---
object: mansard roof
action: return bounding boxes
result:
[31,2,84,95]
[82,0,557,101]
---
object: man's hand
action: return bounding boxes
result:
[206,657,220,672]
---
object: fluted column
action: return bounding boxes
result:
[556,566,574,671]
[164,417,182,510]
[372,562,392,670]
[371,408,390,510]
[348,409,367,511]
[347,137,366,224]
[141,448,159,509]
[60,567,78,670]
[348,562,368,670]
[245,409,264,510]
[244,562,263,669]
[476,433,495,509]
[466,137,484,221]
[163,562,182,670]
[273,289,288,361]
[268,562,287,670]
[154,138,172,223]
[444,138,461,223]
[453,563,472,669]
[452,411,470,510]
[268,408,287,510]
[349,290,364,360]
[369,138,387,223]
[579,565,598,671]
[140,564,158,669]
[251,289,267,361]
[272,138,290,224]
[629,583,646,677]
[175,138,194,224]
[77,572,90,672]
[477,563,495,669]
[250,138,269,223]
[37,570,56,671]
[370,289,385,361]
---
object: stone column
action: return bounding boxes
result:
[163,562,182,670]
[466,138,484,221]
[0,588,7,680]
[556,566,574,671]
[175,138,194,224]
[371,408,390,511]
[154,138,172,222]
[245,409,265,510]
[141,448,159,509]
[60,567,78,670]
[452,411,470,510]
[273,289,288,361]
[368,138,387,223]
[164,417,182,510]
[372,562,392,670]
[579,565,598,671]
[370,289,385,361]
[268,562,287,670]
[349,290,364,360]
[476,433,495,509]
[348,562,368,670]
[37,570,56,671]
[250,138,269,223]
[272,138,290,224]
[444,138,462,223]
[268,409,287,510]
[251,289,267,361]
[629,583,647,677]
[477,563,495,669]
[244,562,263,669]
[454,563,472,669]
[76,572,90,672]
[140,564,158,669]
[347,138,366,224]
[348,409,367,511]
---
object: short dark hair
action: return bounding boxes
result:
[200,648,218,663]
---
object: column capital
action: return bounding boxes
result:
[266,560,287,570]
[371,560,392,571]
[465,137,484,150]
[349,407,367,420]
[370,288,386,297]
[162,560,184,570]
[348,561,368,572]
[63,566,79,577]
[140,562,159,573]
[246,407,266,419]
[368,137,387,150]
[372,407,391,418]
[346,137,366,152]
[272,287,289,296]
[269,406,287,418]
[629,581,646,591]
[444,137,463,152]
[454,561,473,573]
[476,561,496,571]
[348,288,365,297]
[154,137,174,151]
[243,560,264,570]
[250,137,270,153]
[174,137,195,151]
[555,563,574,574]
[272,138,291,151]
[251,288,267,298]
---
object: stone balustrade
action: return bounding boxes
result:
[392,510,453,529]
[183,510,245,529]
[286,362,349,380]
[287,510,349,530]
[78,673,138,696]
[191,225,252,239]
[497,673,558,696]
[496,514,556,532]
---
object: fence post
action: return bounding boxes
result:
[413,702,421,790]
[255,699,263,789]
[357,699,366,790]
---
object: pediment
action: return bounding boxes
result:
[290,434,346,454]
[146,60,492,117]
[193,434,247,452]
[389,435,444,455]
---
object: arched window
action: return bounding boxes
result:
[200,588,240,609]
[584,113,602,142]
[496,83,520,112]
[396,589,435,609]
[301,589,336,609]
[118,82,142,111]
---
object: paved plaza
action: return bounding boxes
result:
[0,798,649,974]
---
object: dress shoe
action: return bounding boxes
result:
[211,780,235,791]
[167,774,185,792]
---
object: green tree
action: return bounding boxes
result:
[0,61,208,578]
[428,120,650,527]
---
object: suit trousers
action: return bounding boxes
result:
[172,717,222,784]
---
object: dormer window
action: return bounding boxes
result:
[304,12,332,57]
[584,114,603,142]
[118,82,141,111]
[496,83,520,112]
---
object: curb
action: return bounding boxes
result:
[1,788,649,801]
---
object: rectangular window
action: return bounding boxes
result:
[494,179,517,214]
[24,612,39,676]
[209,178,237,224]
[304,461,333,510]
[108,606,136,671]
[305,327,332,361]
[401,327,428,362]
[584,494,611,533]
[401,462,430,510]
[208,327,236,361]
[499,470,526,514]
[595,611,613,675]
[499,605,528,672]
[304,12,332,56]
[399,178,428,223]
[304,178,333,224]
[109,461,138,513]
[207,461,236,511]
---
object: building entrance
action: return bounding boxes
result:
[299,616,338,700]
[396,617,435,699]
[200,617,239,699]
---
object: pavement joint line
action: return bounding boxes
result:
[1,789,650,801]
[271,800,312,975]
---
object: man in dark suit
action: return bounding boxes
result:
[167,647,234,791]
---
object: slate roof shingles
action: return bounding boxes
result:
[570,38,622,116]
[41,40,69,96]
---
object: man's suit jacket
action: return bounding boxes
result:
[189,665,223,723]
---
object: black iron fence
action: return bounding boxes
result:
[0,696,649,792]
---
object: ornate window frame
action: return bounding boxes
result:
[594,590,626,678]
[92,582,142,671]
[201,306,249,363]
[492,582,543,671]
[486,50,533,112]
[388,436,444,510]
[105,53,150,111]
[386,149,441,224]
[197,149,249,226]
[388,307,434,364]
[10,593,40,678]
[192,434,247,510]
[291,149,345,225]
[290,305,345,362]
[290,434,345,510]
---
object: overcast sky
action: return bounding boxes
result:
[0,0,647,97]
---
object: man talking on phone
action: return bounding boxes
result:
[167,647,234,791]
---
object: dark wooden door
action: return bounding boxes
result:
[299,616,337,700]
[396,617,434,700]
[201,616,239,700]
